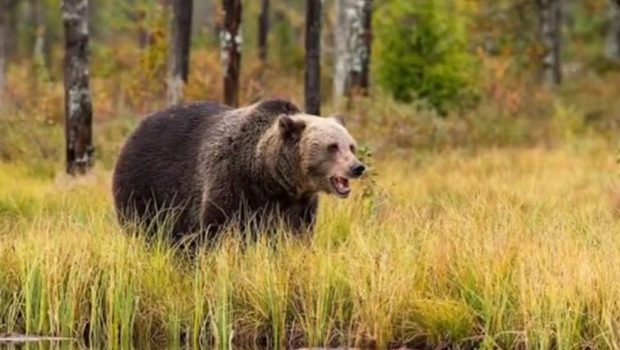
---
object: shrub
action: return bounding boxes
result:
[374,0,480,115]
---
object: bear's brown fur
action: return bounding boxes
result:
[112,99,364,243]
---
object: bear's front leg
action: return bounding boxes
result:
[283,195,319,235]
[200,192,233,241]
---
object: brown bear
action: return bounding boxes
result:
[111,99,365,243]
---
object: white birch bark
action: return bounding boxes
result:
[333,0,372,103]
[62,0,94,174]
[538,0,562,86]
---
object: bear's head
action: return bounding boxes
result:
[275,113,366,198]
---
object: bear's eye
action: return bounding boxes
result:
[327,143,339,153]
[350,144,356,153]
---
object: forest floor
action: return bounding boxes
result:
[1,134,619,349]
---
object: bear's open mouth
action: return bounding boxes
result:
[330,176,351,197]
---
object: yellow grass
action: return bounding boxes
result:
[0,138,619,349]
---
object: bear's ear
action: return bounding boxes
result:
[331,115,346,127]
[278,114,306,141]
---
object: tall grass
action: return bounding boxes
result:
[0,141,618,349]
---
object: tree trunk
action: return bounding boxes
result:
[333,0,373,103]
[30,0,51,94]
[538,0,562,86]
[606,0,620,62]
[33,0,45,69]
[304,0,321,115]
[258,0,269,63]
[333,0,347,103]
[350,0,372,96]
[133,7,151,49]
[0,0,18,103]
[62,0,94,175]
[0,3,6,103]
[2,0,18,58]
[221,0,242,107]
[167,0,193,105]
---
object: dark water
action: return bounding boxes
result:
[0,336,76,350]
[0,337,311,350]
[0,335,365,350]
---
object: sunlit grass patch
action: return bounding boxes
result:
[0,144,618,349]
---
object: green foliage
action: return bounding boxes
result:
[271,7,305,71]
[374,0,480,115]
[356,145,385,219]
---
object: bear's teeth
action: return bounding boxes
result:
[331,176,351,195]
[337,178,349,191]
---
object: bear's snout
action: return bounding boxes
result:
[349,163,366,178]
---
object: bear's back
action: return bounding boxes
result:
[112,101,233,235]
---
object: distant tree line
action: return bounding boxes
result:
[1,0,620,174]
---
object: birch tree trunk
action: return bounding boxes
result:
[606,0,620,62]
[305,0,322,115]
[221,0,242,107]
[349,0,372,96]
[258,0,269,63]
[62,0,94,175]
[334,0,373,103]
[167,0,193,105]
[333,0,347,103]
[538,0,562,86]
